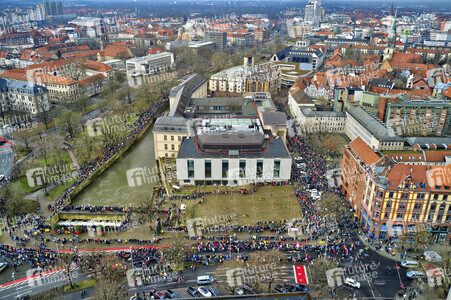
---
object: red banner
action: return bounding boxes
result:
[293,265,308,284]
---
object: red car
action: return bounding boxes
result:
[153,291,167,299]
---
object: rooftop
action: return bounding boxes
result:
[347,107,404,142]
[178,135,290,159]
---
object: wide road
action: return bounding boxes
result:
[0,138,14,179]
[0,267,92,300]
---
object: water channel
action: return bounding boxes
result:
[72,125,158,207]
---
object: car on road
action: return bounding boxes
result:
[165,290,178,298]
[208,286,220,296]
[284,283,296,292]
[406,271,425,279]
[401,260,419,268]
[358,249,370,257]
[187,287,201,297]
[198,286,212,297]
[197,275,214,285]
[344,278,361,289]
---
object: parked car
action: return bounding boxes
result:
[344,278,361,289]
[235,288,244,295]
[165,290,178,298]
[294,284,310,292]
[208,286,220,296]
[274,284,287,293]
[153,291,166,299]
[187,287,201,297]
[0,262,7,273]
[424,251,442,262]
[283,283,296,292]
[406,271,425,279]
[198,286,212,297]
[243,283,257,294]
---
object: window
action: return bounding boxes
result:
[389,192,394,198]
[222,160,229,178]
[274,160,280,178]
[435,185,441,190]
[399,203,406,210]
[188,160,194,178]
[164,135,167,141]
[397,213,404,219]
[164,144,168,150]
[445,186,450,191]
[171,135,174,141]
[414,203,422,210]
[171,144,175,151]
[178,136,182,141]
[239,160,246,178]
[256,160,263,178]
[384,212,389,219]
[386,202,392,209]
[205,160,211,178]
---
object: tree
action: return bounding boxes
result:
[159,232,191,271]
[74,94,91,112]
[214,250,279,295]
[413,227,432,252]
[118,86,134,104]
[94,256,128,300]
[136,195,155,222]
[36,96,51,130]
[115,50,131,65]
[57,110,81,140]
[14,129,34,149]
[318,193,346,220]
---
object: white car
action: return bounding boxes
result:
[344,278,361,289]
[311,192,321,200]
[198,286,212,297]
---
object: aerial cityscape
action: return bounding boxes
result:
[0,0,450,299]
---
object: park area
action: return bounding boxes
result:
[184,184,299,225]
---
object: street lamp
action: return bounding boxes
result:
[12,272,19,298]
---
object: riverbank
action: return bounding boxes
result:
[56,100,168,209]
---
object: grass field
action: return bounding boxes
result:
[184,185,299,225]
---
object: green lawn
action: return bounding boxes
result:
[45,177,77,201]
[184,185,299,225]
[63,279,97,293]
[9,177,41,193]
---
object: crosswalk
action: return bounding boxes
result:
[0,267,81,292]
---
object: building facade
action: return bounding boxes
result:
[341,137,451,244]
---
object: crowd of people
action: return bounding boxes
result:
[54,98,168,210]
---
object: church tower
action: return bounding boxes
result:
[383,9,397,61]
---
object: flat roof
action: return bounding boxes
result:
[178,136,290,159]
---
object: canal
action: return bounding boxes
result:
[72,125,158,207]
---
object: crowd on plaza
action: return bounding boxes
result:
[0,130,370,290]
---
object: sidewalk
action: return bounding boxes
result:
[357,234,404,262]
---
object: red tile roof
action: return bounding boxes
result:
[349,137,380,166]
